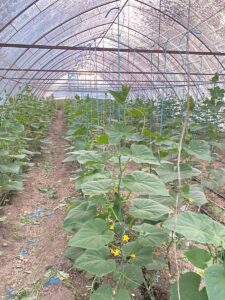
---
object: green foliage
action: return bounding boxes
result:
[129,198,171,221]
[122,171,169,196]
[91,285,131,300]
[0,88,55,203]
[113,265,144,289]
[164,211,225,245]
[63,81,225,299]
[184,140,211,161]
[81,179,114,195]
[109,84,131,105]
[185,247,212,269]
[133,223,169,246]
[205,265,225,300]
[211,73,219,84]
[74,247,116,276]
[130,144,159,165]
[68,219,114,249]
[170,272,208,300]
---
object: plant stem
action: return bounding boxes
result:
[173,2,192,300]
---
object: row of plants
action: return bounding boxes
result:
[0,87,55,205]
[63,78,225,300]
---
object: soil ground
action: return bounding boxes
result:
[0,110,171,300]
[0,111,89,300]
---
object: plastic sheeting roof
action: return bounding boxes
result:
[1,0,225,99]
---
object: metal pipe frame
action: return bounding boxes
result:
[27,41,180,97]
[2,42,225,56]
[0,0,223,97]
[0,69,223,76]
[14,18,201,97]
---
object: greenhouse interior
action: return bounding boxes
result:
[1,0,225,299]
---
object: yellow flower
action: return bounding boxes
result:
[130,253,136,259]
[110,248,121,256]
[109,224,115,230]
[188,197,193,204]
[114,186,119,193]
[122,235,130,243]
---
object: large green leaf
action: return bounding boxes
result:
[91,284,131,300]
[63,154,80,163]
[185,247,211,269]
[0,134,17,142]
[65,247,85,262]
[205,264,225,300]
[95,134,109,145]
[63,201,96,230]
[63,150,90,163]
[122,241,153,265]
[157,163,202,183]
[68,219,114,250]
[9,154,26,160]
[128,107,146,118]
[0,163,21,174]
[77,151,111,165]
[202,168,225,190]
[109,84,131,104]
[105,124,135,145]
[81,179,113,195]
[188,185,208,206]
[122,171,169,196]
[146,257,166,271]
[129,198,172,221]
[130,144,159,165]
[156,163,177,182]
[170,272,208,300]
[151,194,175,206]
[75,172,107,190]
[0,150,9,156]
[74,247,116,276]
[133,223,169,246]
[4,180,23,191]
[184,140,211,161]
[113,264,144,289]
[164,211,225,245]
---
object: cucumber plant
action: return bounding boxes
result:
[0,87,55,204]
[64,84,225,299]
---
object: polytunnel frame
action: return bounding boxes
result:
[0,0,220,76]
[0,0,223,98]
[0,1,214,97]
[26,39,179,99]
[2,17,208,96]
[11,46,153,98]
[0,0,121,89]
[34,56,153,99]
[19,20,201,89]
[4,20,200,98]
[136,0,225,71]
[26,34,202,99]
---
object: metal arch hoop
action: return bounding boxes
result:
[0,0,219,98]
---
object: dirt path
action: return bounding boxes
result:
[0,111,88,300]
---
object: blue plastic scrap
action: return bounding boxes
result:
[6,287,16,299]
[44,277,61,288]
[27,208,43,218]
[46,211,54,217]
[20,249,29,255]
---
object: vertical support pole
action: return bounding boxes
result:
[117,9,121,123]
